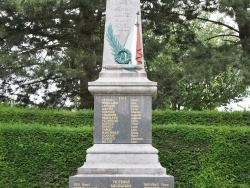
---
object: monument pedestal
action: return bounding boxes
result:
[70,144,173,187]
[78,144,165,175]
[69,73,174,188]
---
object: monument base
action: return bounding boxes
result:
[69,175,174,188]
[69,144,174,188]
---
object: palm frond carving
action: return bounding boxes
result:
[107,24,123,55]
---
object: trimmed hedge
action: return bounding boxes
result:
[0,106,250,127]
[152,110,250,126]
[0,106,93,127]
[1,123,249,188]
[154,125,250,188]
[0,124,93,188]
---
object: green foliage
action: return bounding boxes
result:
[0,123,249,187]
[153,125,250,188]
[0,105,93,127]
[147,19,247,110]
[152,110,250,126]
[142,0,250,110]
[0,0,103,108]
[0,124,93,188]
[1,105,250,127]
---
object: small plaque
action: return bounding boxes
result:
[94,95,152,144]
[69,176,174,188]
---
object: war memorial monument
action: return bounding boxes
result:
[69,0,174,187]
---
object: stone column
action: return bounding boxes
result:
[69,0,174,187]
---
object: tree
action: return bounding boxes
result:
[0,0,249,110]
[141,0,249,110]
[142,0,249,54]
[0,0,104,108]
[144,14,247,110]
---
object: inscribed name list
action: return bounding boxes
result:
[71,177,172,188]
[94,96,152,144]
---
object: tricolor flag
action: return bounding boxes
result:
[136,23,143,65]
[124,15,143,66]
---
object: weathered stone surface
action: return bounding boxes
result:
[102,0,142,67]
[77,144,166,175]
[69,176,174,188]
[94,95,152,144]
[88,82,157,100]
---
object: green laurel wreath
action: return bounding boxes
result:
[107,24,131,64]
[115,49,131,64]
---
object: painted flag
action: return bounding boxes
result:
[124,19,137,65]
[136,25,143,65]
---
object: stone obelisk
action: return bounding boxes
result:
[69,0,174,187]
